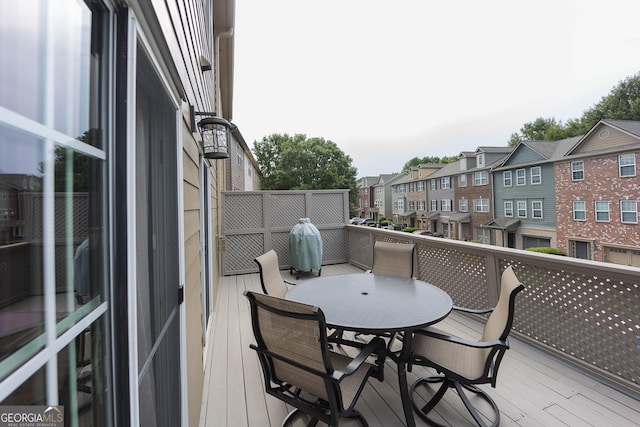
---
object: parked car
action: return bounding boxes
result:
[349,217,362,224]
[379,221,394,230]
[359,218,376,225]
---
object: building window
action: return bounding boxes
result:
[430,179,436,190]
[620,200,638,223]
[398,199,405,211]
[516,169,526,185]
[430,199,437,211]
[0,1,112,421]
[532,200,543,219]
[474,198,489,212]
[459,199,468,212]
[477,153,485,167]
[236,142,243,166]
[504,201,513,217]
[503,170,512,187]
[595,201,610,222]
[619,154,636,177]
[473,171,488,186]
[459,174,467,187]
[571,161,584,181]
[409,182,414,192]
[530,166,541,184]
[441,199,452,212]
[417,181,424,191]
[409,201,415,210]
[517,200,527,218]
[573,201,586,220]
[441,177,451,189]
[417,200,425,210]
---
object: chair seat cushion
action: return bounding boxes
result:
[413,327,490,381]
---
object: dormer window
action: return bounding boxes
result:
[460,157,467,171]
[477,153,485,167]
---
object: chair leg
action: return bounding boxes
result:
[410,374,500,427]
[281,409,319,427]
[454,382,500,427]
[409,375,449,427]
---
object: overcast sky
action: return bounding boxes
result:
[233,0,640,178]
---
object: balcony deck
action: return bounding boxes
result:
[199,263,640,427]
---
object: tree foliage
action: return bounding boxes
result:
[508,72,640,145]
[253,133,358,203]
[401,155,457,173]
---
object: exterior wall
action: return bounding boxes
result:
[555,152,640,261]
[227,139,244,191]
[181,115,206,426]
[406,179,426,227]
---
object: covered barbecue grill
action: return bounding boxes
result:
[288,218,322,279]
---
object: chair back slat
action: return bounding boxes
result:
[255,250,288,298]
[371,241,415,278]
[482,266,525,342]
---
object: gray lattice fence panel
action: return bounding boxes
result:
[270,194,305,228]
[222,190,349,275]
[345,224,640,398]
[311,193,346,225]
[0,243,30,308]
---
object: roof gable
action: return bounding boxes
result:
[567,120,640,156]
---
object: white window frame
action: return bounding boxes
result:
[516,169,526,185]
[595,200,610,222]
[619,154,636,177]
[571,161,584,181]
[430,199,437,211]
[530,166,542,184]
[473,171,488,186]
[517,200,527,218]
[474,198,489,212]
[503,170,512,187]
[459,198,468,212]
[532,200,543,219]
[417,200,425,210]
[573,200,586,221]
[417,181,424,191]
[477,153,485,167]
[504,201,513,217]
[620,200,638,223]
[440,177,451,189]
[459,174,467,187]
[430,179,436,190]
[441,199,452,212]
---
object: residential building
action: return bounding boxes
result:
[488,137,579,249]
[356,176,377,219]
[0,1,235,425]
[390,173,411,224]
[408,164,442,228]
[555,119,640,265]
[425,162,459,237]
[227,125,262,191]
[371,174,399,221]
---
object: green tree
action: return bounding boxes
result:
[401,155,457,173]
[508,72,640,145]
[253,133,358,204]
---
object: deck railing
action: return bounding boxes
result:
[346,225,640,399]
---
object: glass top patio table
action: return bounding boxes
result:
[286,273,452,333]
[286,272,453,427]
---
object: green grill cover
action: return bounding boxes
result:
[288,218,323,271]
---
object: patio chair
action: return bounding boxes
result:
[254,250,295,298]
[245,291,386,427]
[356,241,416,343]
[370,241,415,278]
[408,266,525,427]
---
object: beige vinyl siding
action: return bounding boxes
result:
[574,125,636,153]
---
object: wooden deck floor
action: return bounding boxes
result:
[199,264,640,427]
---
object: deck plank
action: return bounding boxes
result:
[201,264,640,427]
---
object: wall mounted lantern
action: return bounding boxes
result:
[193,110,231,159]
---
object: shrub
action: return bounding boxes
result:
[526,247,566,256]
[403,227,419,233]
